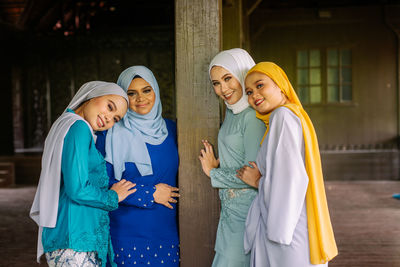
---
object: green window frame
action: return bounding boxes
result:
[296,48,353,104]
[297,49,322,104]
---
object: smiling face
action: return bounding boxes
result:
[127,77,156,115]
[75,94,128,131]
[210,66,243,105]
[245,71,288,115]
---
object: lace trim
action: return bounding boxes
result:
[44,213,111,267]
[106,189,119,210]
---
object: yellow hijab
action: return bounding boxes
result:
[247,62,338,264]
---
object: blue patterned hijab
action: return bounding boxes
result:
[105,66,168,180]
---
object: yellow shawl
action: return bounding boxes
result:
[247,62,338,264]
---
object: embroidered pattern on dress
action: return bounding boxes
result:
[45,249,100,267]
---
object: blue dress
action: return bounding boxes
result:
[42,118,119,267]
[96,119,179,267]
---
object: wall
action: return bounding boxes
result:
[0,25,15,155]
[249,6,400,179]
[11,26,175,153]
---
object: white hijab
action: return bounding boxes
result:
[29,81,128,262]
[208,48,255,114]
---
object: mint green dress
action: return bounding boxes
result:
[210,107,266,267]
[42,117,119,267]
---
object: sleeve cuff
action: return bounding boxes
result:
[107,189,119,210]
[123,184,157,208]
[142,185,157,208]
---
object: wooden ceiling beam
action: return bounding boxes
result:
[247,0,263,16]
[17,0,53,29]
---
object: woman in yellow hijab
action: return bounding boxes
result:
[236,62,337,266]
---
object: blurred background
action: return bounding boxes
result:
[0,0,400,266]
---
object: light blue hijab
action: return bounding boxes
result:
[105,66,168,180]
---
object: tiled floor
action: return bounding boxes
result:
[0,181,400,267]
[326,181,400,267]
[0,186,47,267]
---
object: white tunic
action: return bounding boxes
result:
[244,107,327,267]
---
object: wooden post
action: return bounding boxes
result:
[175,0,221,266]
[222,0,243,49]
[222,0,253,52]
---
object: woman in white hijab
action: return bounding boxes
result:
[198,48,266,267]
[30,81,136,267]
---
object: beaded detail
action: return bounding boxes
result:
[112,242,180,266]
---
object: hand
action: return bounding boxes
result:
[110,179,137,202]
[236,162,261,188]
[198,139,220,177]
[153,183,180,209]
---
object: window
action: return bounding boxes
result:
[327,49,352,102]
[296,48,352,104]
[297,49,322,104]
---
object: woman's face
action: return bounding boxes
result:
[245,72,287,115]
[127,78,156,115]
[210,66,243,105]
[77,94,128,131]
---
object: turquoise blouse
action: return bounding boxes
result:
[42,115,119,267]
[210,107,266,263]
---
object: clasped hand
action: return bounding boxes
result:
[153,183,180,209]
[111,179,137,202]
[236,161,261,188]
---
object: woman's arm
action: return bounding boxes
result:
[62,121,135,211]
[209,167,252,189]
[110,176,179,210]
[233,111,266,188]
[199,139,249,188]
[242,110,266,165]
[104,120,180,209]
[203,111,265,189]
[106,164,160,209]
[264,108,309,245]
[236,161,261,188]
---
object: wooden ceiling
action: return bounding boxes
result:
[1,0,397,34]
[247,0,400,9]
[0,0,173,34]
[0,0,25,25]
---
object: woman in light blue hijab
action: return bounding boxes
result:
[96,66,180,267]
